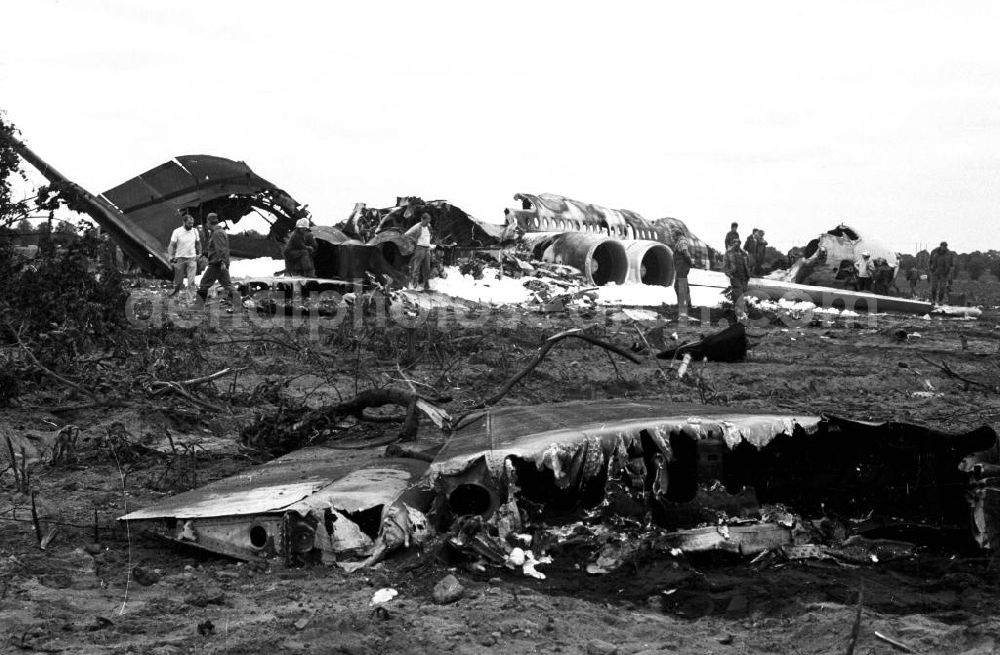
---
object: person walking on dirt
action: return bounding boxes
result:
[673,233,693,319]
[283,217,316,277]
[197,213,240,311]
[404,212,434,290]
[723,238,752,313]
[725,222,740,249]
[167,212,201,300]
[855,251,873,291]
[929,241,955,304]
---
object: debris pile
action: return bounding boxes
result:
[122,399,1000,577]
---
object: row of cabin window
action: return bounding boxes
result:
[529,216,657,240]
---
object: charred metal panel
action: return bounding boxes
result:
[431,400,996,540]
[341,197,505,248]
[313,226,408,285]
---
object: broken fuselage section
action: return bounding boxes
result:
[430,400,996,547]
[123,400,999,567]
[507,193,719,287]
[776,224,900,290]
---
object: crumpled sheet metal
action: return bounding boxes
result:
[119,449,429,562]
[121,449,425,521]
[102,154,308,250]
[434,401,822,481]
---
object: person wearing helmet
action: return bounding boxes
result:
[283,217,316,277]
[855,251,873,291]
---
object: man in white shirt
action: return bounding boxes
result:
[167,212,202,300]
[855,251,873,292]
[403,212,434,290]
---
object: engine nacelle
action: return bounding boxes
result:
[625,240,674,286]
[526,232,629,286]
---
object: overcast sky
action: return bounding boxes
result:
[2,1,998,254]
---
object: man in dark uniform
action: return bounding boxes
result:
[929,241,955,303]
[673,233,693,319]
[197,213,240,311]
[723,238,752,315]
[725,222,740,249]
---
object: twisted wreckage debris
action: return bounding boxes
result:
[122,399,1000,575]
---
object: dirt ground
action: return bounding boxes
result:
[2,285,1000,655]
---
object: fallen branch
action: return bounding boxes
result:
[148,381,227,413]
[11,324,103,404]
[154,367,245,389]
[304,387,451,441]
[476,328,641,410]
[844,583,863,655]
[917,355,998,393]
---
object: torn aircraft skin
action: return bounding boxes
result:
[324,197,512,289]
[340,197,508,250]
[97,156,406,284]
[119,449,432,565]
[101,155,310,251]
[773,224,900,289]
[428,400,997,552]
[507,192,718,285]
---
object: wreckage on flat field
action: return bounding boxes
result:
[121,400,1000,574]
[2,133,963,315]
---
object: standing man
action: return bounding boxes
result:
[905,267,920,298]
[754,229,768,275]
[404,212,434,290]
[283,217,316,277]
[167,212,201,300]
[723,238,752,315]
[725,222,741,249]
[929,241,955,304]
[673,232,693,320]
[743,228,760,275]
[197,213,240,310]
[855,251,873,291]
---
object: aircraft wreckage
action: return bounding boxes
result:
[121,400,1000,572]
[505,192,716,287]
[2,132,963,315]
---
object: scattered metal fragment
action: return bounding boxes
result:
[656,323,749,363]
